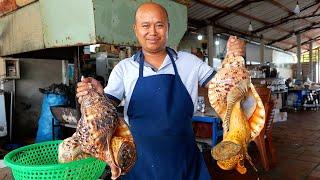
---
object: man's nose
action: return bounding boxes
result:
[148,25,157,35]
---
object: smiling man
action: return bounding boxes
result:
[77,2,244,179]
[118,3,213,179]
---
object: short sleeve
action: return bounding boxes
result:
[104,63,125,104]
[197,58,216,87]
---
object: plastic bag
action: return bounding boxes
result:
[35,93,67,143]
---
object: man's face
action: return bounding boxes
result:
[134,5,169,53]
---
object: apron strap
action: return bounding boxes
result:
[166,47,179,77]
[133,50,144,77]
[138,52,144,78]
[136,48,179,78]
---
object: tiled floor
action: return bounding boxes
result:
[1,110,320,179]
[204,110,320,180]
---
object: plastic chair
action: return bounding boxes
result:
[192,116,223,147]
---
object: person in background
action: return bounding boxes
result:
[285,78,292,88]
[77,2,245,179]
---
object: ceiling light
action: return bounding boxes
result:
[294,1,300,14]
[215,40,220,45]
[248,21,253,32]
[197,34,203,41]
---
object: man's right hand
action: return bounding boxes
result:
[226,36,246,57]
[76,77,104,104]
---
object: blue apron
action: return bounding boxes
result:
[122,48,211,180]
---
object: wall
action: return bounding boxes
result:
[178,33,295,80]
[292,62,318,81]
[178,32,205,52]
[214,37,227,58]
[272,50,295,79]
[273,50,296,64]
[5,59,63,139]
[276,64,293,79]
[245,43,273,64]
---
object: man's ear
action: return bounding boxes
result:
[133,24,136,33]
[133,23,138,37]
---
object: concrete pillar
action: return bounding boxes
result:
[309,42,313,81]
[214,35,220,58]
[207,25,214,67]
[296,33,302,80]
[260,39,265,64]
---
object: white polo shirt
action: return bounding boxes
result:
[104,50,215,124]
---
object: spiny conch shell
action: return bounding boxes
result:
[58,135,90,163]
[58,88,137,180]
[208,54,265,174]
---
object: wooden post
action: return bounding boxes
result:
[207,25,214,67]
[260,38,265,64]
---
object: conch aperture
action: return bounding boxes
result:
[208,38,265,174]
[58,87,136,180]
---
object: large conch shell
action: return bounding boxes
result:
[208,48,265,174]
[58,87,136,180]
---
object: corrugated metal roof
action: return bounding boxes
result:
[239,1,289,23]
[306,29,320,37]
[187,0,320,52]
[218,14,265,30]
[205,0,242,7]
[279,19,310,31]
[188,1,221,20]
[263,29,288,39]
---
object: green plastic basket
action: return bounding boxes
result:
[4,140,107,180]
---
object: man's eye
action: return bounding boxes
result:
[156,24,164,28]
[142,25,149,28]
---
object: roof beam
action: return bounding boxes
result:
[267,1,320,45]
[266,0,294,16]
[285,35,320,51]
[194,0,268,24]
[198,0,264,23]
[188,18,299,49]
[194,0,315,44]
[312,4,320,15]
[267,22,320,45]
[266,0,314,25]
[286,13,320,21]
[252,0,320,33]
[188,18,261,39]
[214,24,299,47]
